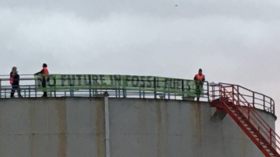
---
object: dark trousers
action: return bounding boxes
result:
[42,79,47,97]
[195,82,203,101]
[11,85,22,97]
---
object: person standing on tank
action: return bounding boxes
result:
[194,68,205,101]
[35,63,49,97]
[10,66,23,98]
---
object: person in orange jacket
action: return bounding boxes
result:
[35,63,49,97]
[194,68,205,101]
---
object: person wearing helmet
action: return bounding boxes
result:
[10,66,23,98]
[35,63,49,97]
[194,68,205,101]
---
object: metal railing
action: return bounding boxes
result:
[1,75,276,116]
[0,74,210,101]
[210,83,279,154]
[210,82,275,115]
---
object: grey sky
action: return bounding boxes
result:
[1,0,280,132]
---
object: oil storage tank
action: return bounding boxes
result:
[0,74,277,157]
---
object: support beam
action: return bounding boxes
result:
[104,92,110,157]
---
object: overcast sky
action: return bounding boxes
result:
[1,0,280,133]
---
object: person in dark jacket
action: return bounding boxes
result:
[10,67,22,98]
[35,63,49,97]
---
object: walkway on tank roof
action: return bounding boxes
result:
[0,74,275,115]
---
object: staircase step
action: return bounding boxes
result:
[237,118,247,121]
[267,148,277,151]
[260,142,269,146]
[259,138,268,142]
[236,114,245,117]
[246,126,254,129]
[250,132,258,135]
[249,132,259,136]
[267,150,278,155]
[239,120,246,123]
[237,116,246,118]
[260,142,270,146]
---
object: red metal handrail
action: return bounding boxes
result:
[220,82,275,114]
[212,83,280,153]
[223,87,280,148]
[210,83,275,115]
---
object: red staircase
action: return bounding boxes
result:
[210,83,280,157]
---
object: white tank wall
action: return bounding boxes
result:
[109,98,275,157]
[0,98,276,157]
[0,98,106,157]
